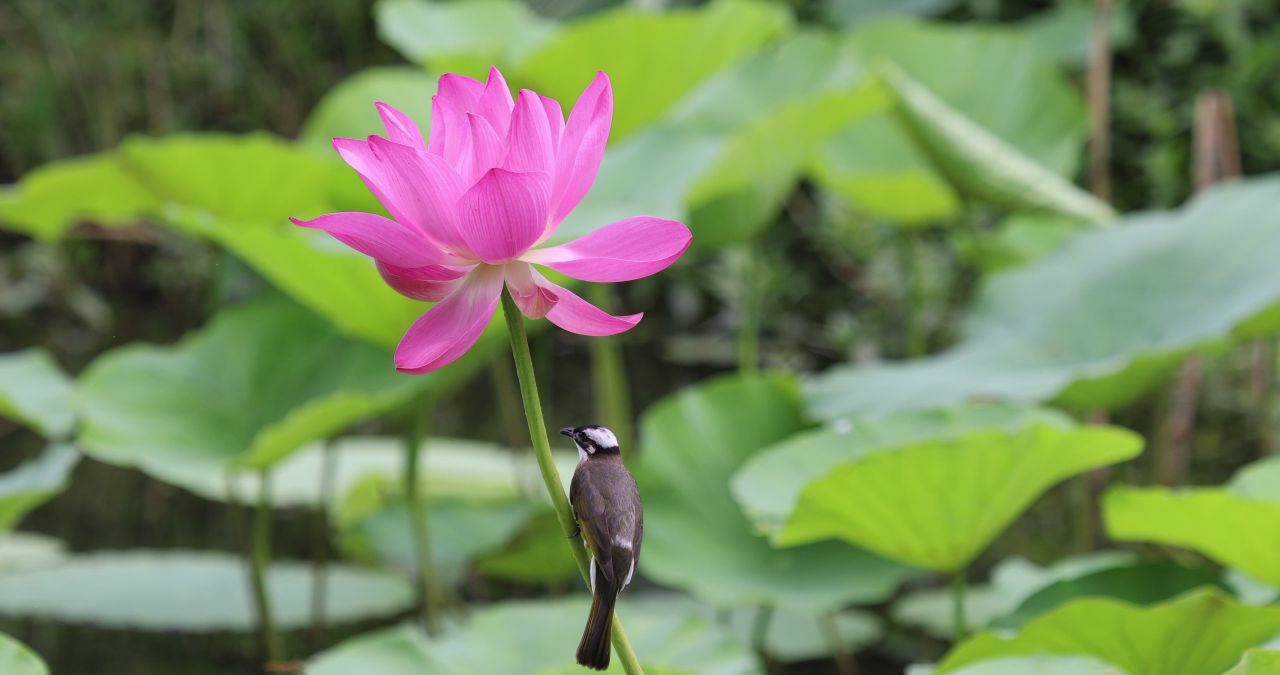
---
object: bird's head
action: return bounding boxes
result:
[560,425,620,461]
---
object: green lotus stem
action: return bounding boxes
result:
[820,612,858,675]
[308,440,338,650]
[587,284,634,450]
[405,395,443,635]
[750,605,773,669]
[951,570,967,642]
[738,244,762,374]
[898,234,926,359]
[250,470,284,664]
[500,290,645,675]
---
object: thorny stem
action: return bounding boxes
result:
[500,290,645,675]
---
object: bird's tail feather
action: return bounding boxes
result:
[577,562,615,671]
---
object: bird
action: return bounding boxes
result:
[561,424,644,671]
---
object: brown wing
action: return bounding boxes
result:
[570,460,642,587]
[570,463,612,578]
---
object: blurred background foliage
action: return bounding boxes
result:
[3,0,1280,673]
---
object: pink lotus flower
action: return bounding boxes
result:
[293,68,692,374]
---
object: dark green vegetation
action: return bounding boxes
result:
[3,0,1280,674]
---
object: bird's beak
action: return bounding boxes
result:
[559,427,574,438]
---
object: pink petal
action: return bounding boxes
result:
[540,95,565,151]
[475,66,515,137]
[290,212,450,267]
[333,136,473,258]
[436,73,485,111]
[457,168,549,264]
[457,113,504,187]
[376,102,425,150]
[429,95,470,165]
[503,90,555,177]
[378,261,471,302]
[426,99,447,156]
[522,216,691,282]
[551,72,613,230]
[504,262,558,320]
[395,266,504,374]
[533,272,641,336]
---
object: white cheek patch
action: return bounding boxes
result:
[576,442,589,463]
[583,427,618,449]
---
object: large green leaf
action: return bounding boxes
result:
[991,562,1228,630]
[811,19,1105,225]
[0,550,413,631]
[76,294,431,472]
[1227,651,1280,675]
[0,632,48,675]
[299,66,438,150]
[115,133,427,347]
[828,0,959,26]
[960,212,1095,273]
[116,436,547,509]
[1018,1,1135,66]
[0,533,66,574]
[375,0,555,77]
[722,607,880,661]
[173,437,579,588]
[810,105,959,226]
[516,0,791,141]
[556,29,881,250]
[310,596,758,675]
[193,216,427,348]
[315,439,581,586]
[473,509,580,585]
[0,445,78,534]
[635,374,913,612]
[675,32,884,246]
[807,175,1280,420]
[1225,454,1280,502]
[114,133,340,222]
[342,499,533,588]
[734,404,1054,533]
[892,552,1137,640]
[934,655,1126,675]
[849,20,1083,177]
[937,589,1280,675]
[881,63,1113,223]
[0,133,426,347]
[1104,458,1280,588]
[735,404,1141,571]
[0,349,73,439]
[310,625,436,675]
[550,125,723,245]
[0,152,158,241]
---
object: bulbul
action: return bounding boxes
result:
[561,424,643,671]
